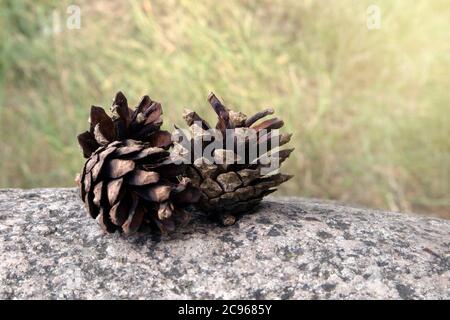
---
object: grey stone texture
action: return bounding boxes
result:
[0,188,448,299]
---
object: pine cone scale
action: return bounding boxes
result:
[121,203,146,235]
[89,106,111,132]
[125,170,159,186]
[107,178,123,206]
[134,184,171,202]
[92,181,104,206]
[244,108,274,127]
[77,131,100,158]
[114,145,143,157]
[104,159,135,179]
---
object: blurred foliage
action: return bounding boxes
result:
[1,0,449,217]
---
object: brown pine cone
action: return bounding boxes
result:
[76,92,200,235]
[175,93,294,226]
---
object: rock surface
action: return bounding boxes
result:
[0,188,448,299]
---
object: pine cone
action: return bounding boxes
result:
[76,93,200,235]
[176,93,294,225]
[77,91,172,158]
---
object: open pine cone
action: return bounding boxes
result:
[76,93,200,235]
[175,93,294,225]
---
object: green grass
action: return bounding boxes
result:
[1,0,449,217]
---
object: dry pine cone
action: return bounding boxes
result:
[76,93,200,235]
[177,93,294,225]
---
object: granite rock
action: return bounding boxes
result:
[0,188,448,299]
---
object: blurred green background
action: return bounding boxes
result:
[1,0,449,218]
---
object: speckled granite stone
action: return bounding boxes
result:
[0,188,448,299]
